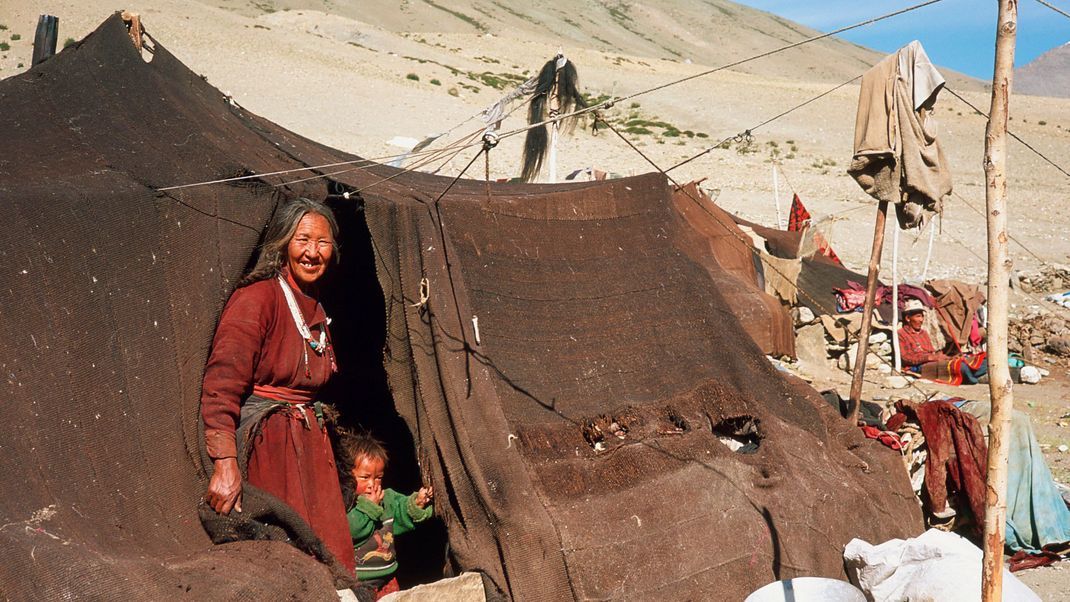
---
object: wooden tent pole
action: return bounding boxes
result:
[31,15,59,66]
[773,163,784,229]
[892,219,902,373]
[981,1,1018,600]
[848,200,888,422]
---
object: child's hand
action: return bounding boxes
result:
[361,481,384,506]
[414,485,434,509]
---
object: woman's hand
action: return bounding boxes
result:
[205,457,242,515]
[414,485,434,509]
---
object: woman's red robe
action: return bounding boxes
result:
[201,268,356,572]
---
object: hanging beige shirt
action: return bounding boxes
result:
[848,41,952,229]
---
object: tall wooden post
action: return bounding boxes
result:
[848,200,889,422]
[31,15,59,66]
[981,1,1018,600]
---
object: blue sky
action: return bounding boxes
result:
[732,0,1070,80]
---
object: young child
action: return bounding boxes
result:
[334,428,434,598]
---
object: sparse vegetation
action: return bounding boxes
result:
[581,92,612,107]
[448,87,459,97]
[606,2,633,22]
[63,37,76,48]
[468,70,524,90]
[430,78,441,86]
[406,73,420,81]
[811,157,838,174]
[1039,120,1047,126]
[490,1,539,26]
[421,0,488,33]
[11,33,21,41]
[17,62,23,68]
[0,42,9,52]
[0,25,7,31]
[253,24,270,30]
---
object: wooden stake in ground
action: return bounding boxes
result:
[981,1,1018,600]
[848,200,888,422]
[31,15,59,66]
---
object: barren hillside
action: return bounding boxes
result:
[1017,42,1070,99]
[0,0,1065,283]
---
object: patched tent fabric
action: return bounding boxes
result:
[670,183,796,357]
[0,14,922,601]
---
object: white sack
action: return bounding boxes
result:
[843,529,1040,602]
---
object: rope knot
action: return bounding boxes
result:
[482,132,499,150]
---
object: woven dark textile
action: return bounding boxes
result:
[670,184,795,357]
[1,15,922,601]
[0,15,350,599]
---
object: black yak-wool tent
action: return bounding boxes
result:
[0,14,922,601]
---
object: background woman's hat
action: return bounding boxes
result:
[903,298,925,315]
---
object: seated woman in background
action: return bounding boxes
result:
[898,298,987,385]
[200,197,356,573]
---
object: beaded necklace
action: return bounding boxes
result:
[278,274,336,377]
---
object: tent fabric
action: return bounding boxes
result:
[0,15,353,600]
[1,14,922,601]
[669,184,795,357]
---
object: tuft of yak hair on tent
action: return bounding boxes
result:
[520,55,587,182]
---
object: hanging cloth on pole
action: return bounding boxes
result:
[848,41,952,229]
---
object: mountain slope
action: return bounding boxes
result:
[211,0,911,84]
[1016,42,1070,98]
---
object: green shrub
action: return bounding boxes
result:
[430,78,441,85]
[0,42,9,52]
[448,87,459,97]
[0,25,7,31]
[1038,120,1047,126]
[406,73,420,81]
[63,37,76,48]
[11,33,21,41]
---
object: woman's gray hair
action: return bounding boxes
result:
[240,197,340,286]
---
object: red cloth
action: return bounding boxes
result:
[246,405,356,573]
[374,577,400,599]
[860,425,903,450]
[897,400,988,533]
[200,268,355,572]
[787,193,811,231]
[788,193,843,265]
[1009,543,1070,572]
[201,268,334,458]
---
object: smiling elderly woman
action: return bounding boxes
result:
[200,197,355,572]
